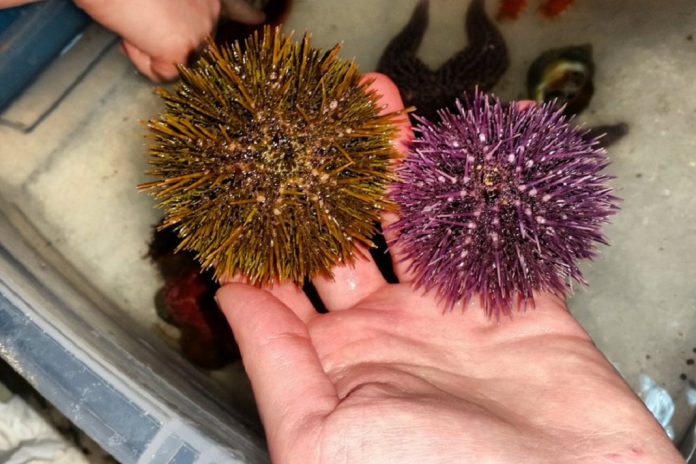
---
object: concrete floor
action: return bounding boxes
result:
[0,0,695,444]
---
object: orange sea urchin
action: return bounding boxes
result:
[141,27,403,284]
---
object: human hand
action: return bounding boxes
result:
[74,0,222,82]
[216,74,682,464]
[0,0,40,7]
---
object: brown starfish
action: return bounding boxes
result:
[377,0,509,121]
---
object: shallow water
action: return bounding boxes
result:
[1,0,695,445]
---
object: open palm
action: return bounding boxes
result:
[216,75,681,464]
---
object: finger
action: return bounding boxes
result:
[310,74,406,310]
[217,284,337,449]
[121,40,161,82]
[363,72,417,282]
[312,244,388,311]
[0,0,42,6]
[362,72,414,156]
[150,59,181,82]
[150,41,200,82]
[221,276,317,323]
[381,210,418,283]
[515,100,535,111]
[265,281,318,323]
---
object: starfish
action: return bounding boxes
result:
[377,0,509,121]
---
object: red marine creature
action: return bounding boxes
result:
[149,227,240,370]
[496,0,577,20]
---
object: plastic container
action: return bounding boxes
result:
[0,0,90,111]
[1,0,696,462]
[0,200,268,462]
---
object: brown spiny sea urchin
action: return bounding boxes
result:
[390,92,618,317]
[141,27,403,284]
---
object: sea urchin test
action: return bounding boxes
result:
[141,27,403,284]
[390,92,618,317]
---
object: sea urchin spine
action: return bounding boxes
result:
[141,27,403,285]
[390,92,618,317]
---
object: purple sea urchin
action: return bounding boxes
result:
[141,27,403,284]
[390,92,618,317]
